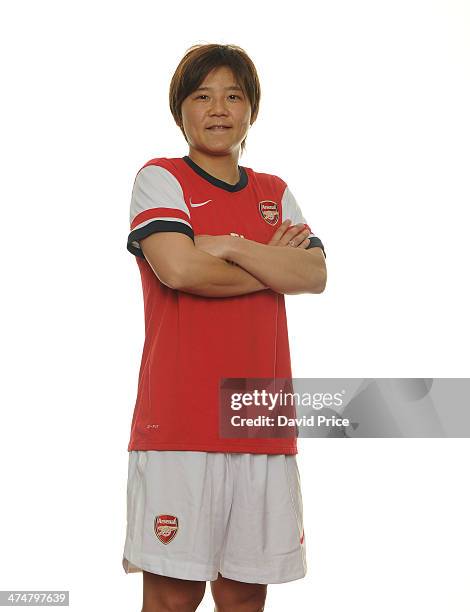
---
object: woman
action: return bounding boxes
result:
[123,43,327,612]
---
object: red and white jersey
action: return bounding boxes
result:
[127,156,325,454]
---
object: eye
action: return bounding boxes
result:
[194,94,242,100]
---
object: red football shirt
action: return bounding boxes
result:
[126,156,325,454]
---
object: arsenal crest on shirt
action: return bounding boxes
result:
[154,514,179,544]
[258,200,279,225]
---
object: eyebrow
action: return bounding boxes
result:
[193,85,243,92]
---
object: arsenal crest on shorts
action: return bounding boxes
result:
[154,514,179,544]
[258,200,279,225]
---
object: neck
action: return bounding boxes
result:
[187,148,241,185]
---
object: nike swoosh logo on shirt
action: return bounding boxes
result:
[189,196,213,208]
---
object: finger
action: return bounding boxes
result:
[283,227,310,247]
[283,224,308,240]
[268,219,291,242]
[286,233,309,248]
[267,219,292,245]
[297,237,310,249]
[285,224,308,239]
[272,223,304,247]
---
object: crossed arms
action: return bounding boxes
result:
[140,219,327,298]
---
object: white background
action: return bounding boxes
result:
[1,0,469,610]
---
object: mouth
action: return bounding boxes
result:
[206,126,232,131]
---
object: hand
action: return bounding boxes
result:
[194,234,231,260]
[267,219,310,248]
[223,233,246,265]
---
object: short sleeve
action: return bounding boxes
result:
[127,164,194,258]
[281,185,326,258]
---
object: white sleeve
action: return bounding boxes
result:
[127,165,194,258]
[281,185,326,257]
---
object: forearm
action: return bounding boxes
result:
[174,249,267,298]
[225,236,326,295]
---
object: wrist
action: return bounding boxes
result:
[225,234,243,261]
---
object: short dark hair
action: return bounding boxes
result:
[169,43,261,155]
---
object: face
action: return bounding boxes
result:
[180,65,252,156]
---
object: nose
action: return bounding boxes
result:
[208,95,230,115]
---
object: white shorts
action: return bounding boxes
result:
[122,451,307,584]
